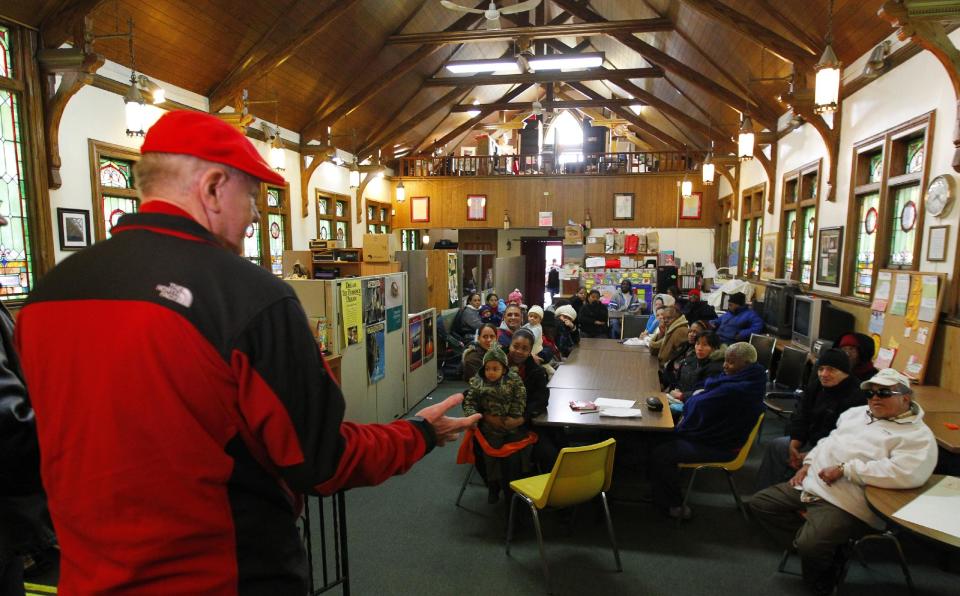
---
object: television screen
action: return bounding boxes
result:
[793,299,811,337]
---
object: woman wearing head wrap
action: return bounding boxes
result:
[836,333,878,381]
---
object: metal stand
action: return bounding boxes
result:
[302,491,350,595]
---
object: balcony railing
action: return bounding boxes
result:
[398,151,705,178]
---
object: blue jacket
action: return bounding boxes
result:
[715,306,764,344]
[677,363,765,450]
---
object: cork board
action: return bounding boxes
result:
[870,269,946,384]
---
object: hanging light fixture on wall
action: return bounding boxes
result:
[268,132,285,172]
[814,0,841,114]
[738,114,755,161]
[123,19,146,137]
[395,180,406,203]
[349,166,360,189]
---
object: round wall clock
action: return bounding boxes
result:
[925,174,954,217]
[900,200,917,232]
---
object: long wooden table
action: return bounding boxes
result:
[534,338,674,432]
[911,386,960,454]
[866,474,960,550]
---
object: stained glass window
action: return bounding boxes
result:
[783,210,796,278]
[243,222,261,265]
[906,138,924,174]
[99,158,133,188]
[266,188,280,208]
[0,79,33,300]
[752,216,762,276]
[0,26,12,79]
[268,213,284,276]
[889,185,919,268]
[853,193,880,297]
[741,218,752,274]
[799,207,815,284]
[317,192,349,246]
[102,196,138,239]
[868,153,883,183]
[400,229,420,251]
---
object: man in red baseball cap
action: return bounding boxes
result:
[682,287,717,324]
[14,111,480,594]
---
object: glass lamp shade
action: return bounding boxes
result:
[702,161,715,185]
[349,169,360,189]
[681,179,693,198]
[124,84,146,137]
[422,233,430,246]
[738,116,755,161]
[269,144,285,172]
[395,181,406,203]
[814,44,841,114]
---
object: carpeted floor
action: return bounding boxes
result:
[330,381,959,596]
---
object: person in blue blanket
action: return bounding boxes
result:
[714,292,764,345]
[648,342,766,519]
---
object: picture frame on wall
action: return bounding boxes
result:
[815,226,843,287]
[410,196,430,223]
[613,192,634,220]
[680,191,702,220]
[466,194,486,221]
[760,234,777,279]
[57,208,91,251]
[927,225,949,262]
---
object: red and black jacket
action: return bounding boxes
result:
[15,204,433,595]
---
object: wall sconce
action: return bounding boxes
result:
[422,233,431,246]
[136,75,165,104]
[395,180,406,203]
[503,210,510,230]
[862,41,890,79]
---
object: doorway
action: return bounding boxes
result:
[520,237,562,307]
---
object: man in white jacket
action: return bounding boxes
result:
[750,368,937,595]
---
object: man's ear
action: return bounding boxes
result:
[197,167,230,214]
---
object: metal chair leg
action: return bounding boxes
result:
[528,501,551,594]
[777,549,790,573]
[600,492,622,572]
[455,466,474,507]
[505,492,519,556]
[724,470,749,521]
[678,468,700,527]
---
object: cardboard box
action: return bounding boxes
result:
[563,225,583,245]
[363,233,398,262]
[585,236,605,255]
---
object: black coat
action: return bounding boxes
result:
[684,300,718,324]
[578,301,608,337]
[675,347,726,398]
[786,374,867,447]
[515,356,550,421]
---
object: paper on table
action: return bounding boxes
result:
[892,476,960,540]
[594,397,637,408]
[598,407,643,418]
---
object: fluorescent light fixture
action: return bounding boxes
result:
[445,58,520,74]
[527,52,603,71]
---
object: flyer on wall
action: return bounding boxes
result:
[423,313,435,362]
[341,279,363,346]
[366,322,386,383]
[409,316,423,371]
[363,277,385,325]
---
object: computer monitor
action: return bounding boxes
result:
[791,296,855,350]
[763,283,802,338]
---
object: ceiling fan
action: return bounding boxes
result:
[440,0,543,30]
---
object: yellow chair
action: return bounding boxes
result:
[678,413,764,524]
[505,439,621,593]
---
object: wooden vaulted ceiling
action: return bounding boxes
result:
[6,0,896,160]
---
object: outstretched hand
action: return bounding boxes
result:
[416,393,481,446]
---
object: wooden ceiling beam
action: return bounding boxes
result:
[424,67,663,87]
[450,98,641,112]
[358,86,471,160]
[386,18,673,45]
[418,83,533,155]
[40,0,107,48]
[567,82,688,151]
[550,0,776,131]
[207,0,364,113]
[681,0,816,66]
[755,0,823,54]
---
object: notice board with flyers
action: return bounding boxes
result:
[869,269,946,384]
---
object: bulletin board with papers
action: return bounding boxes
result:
[869,269,946,384]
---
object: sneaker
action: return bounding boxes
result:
[667,505,693,520]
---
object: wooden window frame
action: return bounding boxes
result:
[400,229,422,251]
[88,140,140,242]
[842,112,934,299]
[366,199,392,234]
[316,190,351,245]
[739,183,765,279]
[778,159,822,284]
[716,194,733,268]
[260,183,292,276]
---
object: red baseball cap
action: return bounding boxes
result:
[688,288,701,298]
[141,110,285,186]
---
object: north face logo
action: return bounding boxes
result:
[156,283,193,308]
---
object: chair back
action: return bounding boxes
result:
[749,333,777,372]
[621,314,650,339]
[774,346,808,390]
[726,413,765,471]
[536,439,616,509]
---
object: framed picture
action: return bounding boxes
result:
[815,226,844,287]
[760,234,777,279]
[57,208,91,251]
[613,192,634,220]
[466,194,486,221]
[410,196,430,223]
[927,225,949,262]
[680,191,702,219]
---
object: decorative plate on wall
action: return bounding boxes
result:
[865,207,879,235]
[900,200,917,232]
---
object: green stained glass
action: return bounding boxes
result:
[336,201,345,217]
[800,206,815,284]
[753,216,763,275]
[317,197,328,215]
[0,88,32,300]
[889,185,919,268]
[783,210,796,278]
[268,213,284,276]
[0,27,11,79]
[335,221,347,242]
[906,138,924,173]
[742,219,752,273]
[854,193,880,297]
[267,188,280,208]
[102,195,139,239]
[868,153,883,183]
[318,219,331,240]
[99,158,133,188]
[367,206,374,220]
[367,224,375,234]
[243,222,261,265]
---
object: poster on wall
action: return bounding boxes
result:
[363,277,385,324]
[366,322,386,383]
[760,234,777,280]
[422,313,435,363]
[447,252,459,308]
[385,274,404,332]
[728,241,740,269]
[341,279,363,346]
[409,316,423,371]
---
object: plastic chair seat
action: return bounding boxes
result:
[510,473,550,504]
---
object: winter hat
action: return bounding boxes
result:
[527,305,544,319]
[555,305,577,321]
[688,288,701,298]
[655,293,676,306]
[483,345,509,370]
[728,292,746,306]
[815,348,851,374]
[839,332,875,361]
[508,289,523,304]
[861,368,911,389]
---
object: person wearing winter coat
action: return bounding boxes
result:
[682,289,717,323]
[578,290,609,338]
[668,330,726,402]
[649,307,689,367]
[661,320,710,390]
[553,305,580,357]
[714,291,764,344]
[836,333,879,381]
[751,368,937,595]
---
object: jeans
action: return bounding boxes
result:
[755,435,805,492]
[609,318,622,339]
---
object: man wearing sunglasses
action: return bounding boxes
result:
[750,368,937,595]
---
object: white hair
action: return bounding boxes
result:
[725,342,758,365]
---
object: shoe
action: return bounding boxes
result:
[487,486,500,504]
[667,505,693,520]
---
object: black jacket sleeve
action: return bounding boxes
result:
[785,377,819,444]
[0,303,42,497]
[522,359,550,420]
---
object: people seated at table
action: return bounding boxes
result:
[523,305,546,357]
[648,342,766,519]
[553,305,580,357]
[462,323,501,381]
[666,330,726,405]
[666,285,685,310]
[608,279,644,338]
[459,345,535,504]
[649,306,689,367]
[660,320,709,389]
[682,289,717,323]
[453,292,483,337]
[714,292,764,345]
[641,295,674,337]
[578,289,609,338]
[506,329,559,472]
[479,292,502,327]
[498,304,524,348]
[837,332,879,381]
[754,349,867,491]
[750,369,937,595]
[569,287,586,314]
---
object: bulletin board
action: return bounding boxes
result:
[869,269,946,384]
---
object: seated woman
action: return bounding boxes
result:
[462,323,500,381]
[460,346,533,504]
[666,331,725,416]
[497,304,524,348]
[682,289,717,323]
[649,306,689,367]
[660,321,711,390]
[577,289,609,338]
[553,305,580,357]
[507,329,559,473]
[641,295,675,338]
[479,292,502,327]
[837,332,879,381]
[454,292,483,338]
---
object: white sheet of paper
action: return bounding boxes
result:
[598,407,643,418]
[892,476,960,540]
[594,397,637,408]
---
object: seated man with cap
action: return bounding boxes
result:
[714,292,764,345]
[755,348,867,491]
[750,369,937,595]
[682,289,717,323]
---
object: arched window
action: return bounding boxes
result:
[544,111,583,167]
